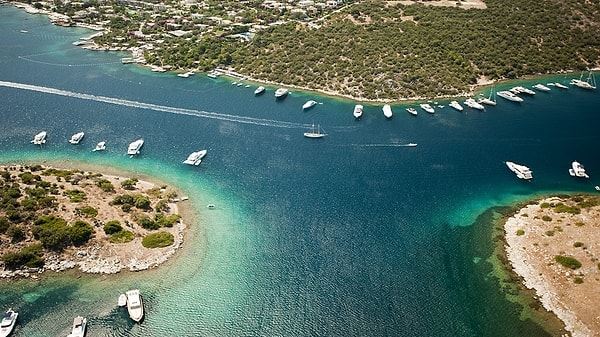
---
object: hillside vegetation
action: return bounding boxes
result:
[230,0,600,99]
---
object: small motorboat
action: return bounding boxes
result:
[0,308,18,337]
[118,293,127,307]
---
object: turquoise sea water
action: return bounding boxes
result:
[2,6,600,336]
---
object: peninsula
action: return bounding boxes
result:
[504,195,600,337]
[9,0,600,101]
[0,164,187,279]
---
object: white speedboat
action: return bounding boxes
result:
[118,294,127,307]
[126,289,144,323]
[302,100,318,110]
[0,309,17,337]
[68,316,86,337]
[92,141,106,152]
[69,132,85,144]
[382,104,393,118]
[532,83,551,91]
[183,150,207,166]
[497,91,523,102]
[551,82,568,89]
[274,88,288,98]
[569,161,589,178]
[31,131,47,145]
[464,98,485,110]
[406,107,417,116]
[510,86,536,95]
[448,100,463,111]
[254,86,265,95]
[506,161,533,180]
[419,103,435,114]
[353,104,363,118]
[127,139,144,156]
[304,124,327,138]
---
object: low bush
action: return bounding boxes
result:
[555,255,582,270]
[142,231,174,248]
[103,220,123,235]
[109,230,134,243]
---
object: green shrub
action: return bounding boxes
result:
[109,230,134,243]
[540,202,551,209]
[541,215,552,222]
[555,255,582,270]
[136,214,159,230]
[6,225,25,242]
[65,189,86,202]
[95,179,115,192]
[553,203,580,214]
[545,230,555,237]
[121,178,138,190]
[68,220,94,246]
[142,231,174,248]
[574,277,584,284]
[0,216,10,233]
[575,221,585,227]
[103,220,123,235]
[76,205,98,218]
[155,213,181,228]
[516,229,525,236]
[573,242,584,248]
[155,199,169,212]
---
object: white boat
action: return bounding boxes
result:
[448,100,463,111]
[302,100,318,110]
[571,71,596,89]
[552,82,569,89]
[207,71,220,78]
[254,86,265,95]
[569,161,589,178]
[69,132,85,144]
[68,316,86,337]
[406,107,417,116]
[183,150,207,166]
[510,86,535,95]
[506,161,533,180]
[274,88,288,98]
[419,103,435,114]
[382,104,393,118]
[497,91,524,102]
[93,141,106,152]
[127,139,144,156]
[118,293,127,307]
[406,143,417,147]
[478,86,497,106]
[0,309,18,337]
[304,124,327,138]
[464,98,485,110]
[126,289,144,322]
[532,83,551,91]
[31,131,47,145]
[353,104,363,118]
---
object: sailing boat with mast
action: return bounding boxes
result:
[304,123,327,138]
[570,70,597,89]
[478,85,497,106]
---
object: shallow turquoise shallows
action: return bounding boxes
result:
[1,5,599,337]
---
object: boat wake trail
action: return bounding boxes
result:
[351,143,418,147]
[0,80,305,129]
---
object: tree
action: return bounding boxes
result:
[103,220,123,234]
[68,220,94,246]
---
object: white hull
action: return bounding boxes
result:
[406,107,417,116]
[69,132,85,144]
[497,91,523,102]
[533,83,551,91]
[419,103,435,114]
[506,161,533,180]
[31,131,46,145]
[569,161,589,178]
[126,290,144,323]
[464,98,485,110]
[0,309,18,337]
[449,101,463,111]
[571,71,596,89]
[382,104,393,118]
[127,139,144,156]
[303,100,317,110]
[353,104,363,118]
[304,124,327,138]
[118,294,127,307]
[93,141,106,152]
[274,88,288,98]
[510,86,535,95]
[183,150,207,165]
[254,86,265,95]
[69,316,86,337]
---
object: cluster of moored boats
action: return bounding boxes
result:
[0,289,143,337]
[30,131,208,166]
[505,160,592,183]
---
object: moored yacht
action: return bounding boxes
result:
[31,131,47,145]
[304,124,327,138]
[274,88,288,99]
[126,289,144,323]
[0,308,18,337]
[497,90,524,102]
[92,141,106,152]
[69,132,85,144]
[448,101,463,111]
[254,86,265,95]
[419,103,435,114]
[570,71,596,89]
[68,316,87,337]
[551,82,569,89]
[406,107,418,116]
[532,83,551,91]
[183,150,207,166]
[127,139,144,156]
[569,161,589,178]
[302,100,318,110]
[510,86,536,95]
[382,104,393,118]
[464,98,485,110]
[506,161,533,180]
[353,104,363,118]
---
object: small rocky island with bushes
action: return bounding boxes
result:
[504,194,600,337]
[0,164,186,278]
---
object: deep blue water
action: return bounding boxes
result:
[1,5,599,336]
